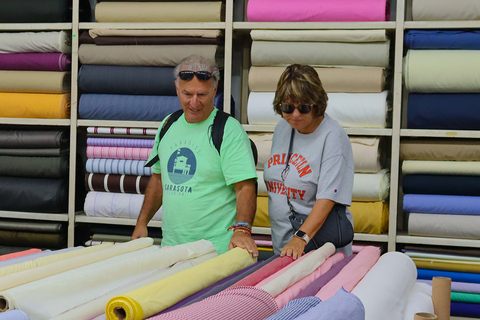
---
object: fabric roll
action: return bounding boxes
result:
[451,301,480,318]
[404,194,480,215]
[257,171,267,196]
[0,220,64,233]
[417,269,480,284]
[402,160,480,176]
[404,283,434,320]
[0,176,68,213]
[0,249,55,267]
[86,146,151,160]
[85,173,150,194]
[351,137,384,173]
[248,133,273,170]
[0,130,68,149]
[79,44,220,67]
[78,65,176,95]
[87,127,157,136]
[247,0,388,22]
[248,66,385,93]
[95,2,223,22]
[231,255,294,288]
[84,191,163,220]
[251,41,390,67]
[86,159,152,176]
[351,252,418,320]
[403,174,480,197]
[0,71,70,93]
[80,32,220,46]
[0,0,70,23]
[0,231,65,248]
[91,234,161,245]
[353,170,390,201]
[106,247,256,319]
[0,93,70,119]
[401,139,480,161]
[0,249,41,262]
[451,292,480,304]
[250,30,388,42]
[418,279,480,294]
[404,51,480,93]
[87,138,154,148]
[88,29,222,38]
[0,310,29,320]
[247,91,388,128]
[405,30,480,50]
[411,0,480,21]
[0,148,68,157]
[413,258,480,274]
[0,155,68,178]
[0,53,71,71]
[0,31,71,54]
[254,196,270,227]
[406,244,480,257]
[265,296,320,320]
[406,252,480,263]
[408,213,480,239]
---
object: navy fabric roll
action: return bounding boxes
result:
[403,174,480,196]
[79,93,226,121]
[451,302,480,317]
[78,65,177,95]
[417,268,480,284]
[405,30,480,49]
[408,93,480,130]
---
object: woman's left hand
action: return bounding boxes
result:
[281,236,306,260]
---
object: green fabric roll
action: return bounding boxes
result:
[451,291,480,304]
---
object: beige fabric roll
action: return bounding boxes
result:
[89,29,221,39]
[79,44,221,67]
[402,160,480,175]
[412,0,480,21]
[95,2,223,22]
[0,31,71,54]
[248,66,385,93]
[350,137,384,173]
[251,40,390,67]
[400,139,480,161]
[250,29,388,42]
[248,133,273,171]
[0,71,70,93]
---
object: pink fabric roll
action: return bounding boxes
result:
[274,252,345,309]
[86,146,151,160]
[231,256,294,288]
[247,0,388,22]
[352,245,366,253]
[0,249,41,261]
[316,246,381,301]
[255,252,314,288]
[254,240,273,247]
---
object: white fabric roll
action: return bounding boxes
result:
[403,282,434,320]
[353,169,390,201]
[412,0,480,21]
[250,29,388,42]
[402,160,480,175]
[0,31,71,54]
[351,252,417,320]
[247,91,388,128]
[257,170,267,196]
[408,213,480,239]
[0,240,216,320]
[83,191,163,220]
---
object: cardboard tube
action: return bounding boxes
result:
[432,277,451,320]
[414,313,438,320]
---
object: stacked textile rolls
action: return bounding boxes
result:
[0,31,71,119]
[247,29,390,128]
[78,29,226,121]
[401,139,480,240]
[405,245,480,318]
[404,30,480,130]
[251,133,390,236]
[83,127,163,221]
[246,0,389,22]
[0,219,67,249]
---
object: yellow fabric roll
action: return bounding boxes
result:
[0,93,70,119]
[254,196,271,228]
[350,202,389,234]
[413,258,480,274]
[105,247,256,320]
[0,243,112,277]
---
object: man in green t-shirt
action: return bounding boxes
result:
[132,55,258,256]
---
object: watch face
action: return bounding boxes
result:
[295,230,306,238]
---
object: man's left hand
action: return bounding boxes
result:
[229,230,258,258]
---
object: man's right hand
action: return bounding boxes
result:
[131,224,148,240]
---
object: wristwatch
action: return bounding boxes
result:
[294,230,310,244]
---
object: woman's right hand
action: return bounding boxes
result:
[281,236,307,260]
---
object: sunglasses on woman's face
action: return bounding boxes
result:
[279,103,313,114]
[178,70,212,81]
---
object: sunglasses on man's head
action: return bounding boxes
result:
[279,103,313,114]
[178,70,212,81]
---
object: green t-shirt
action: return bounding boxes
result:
[148,109,257,254]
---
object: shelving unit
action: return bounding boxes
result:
[1,0,478,253]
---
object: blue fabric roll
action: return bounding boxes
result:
[79,93,226,121]
[403,194,480,215]
[78,65,177,95]
[417,268,480,284]
[451,301,480,317]
[265,297,320,320]
[405,30,480,50]
[403,174,480,197]
[86,159,152,176]
[408,93,480,130]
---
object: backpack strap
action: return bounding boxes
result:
[144,109,184,168]
[211,110,230,155]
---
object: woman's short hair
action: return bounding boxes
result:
[273,64,328,118]
[173,54,220,87]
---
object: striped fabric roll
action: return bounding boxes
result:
[86,159,152,176]
[87,138,154,148]
[87,127,157,136]
[86,146,151,160]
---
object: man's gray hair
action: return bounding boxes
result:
[173,54,220,87]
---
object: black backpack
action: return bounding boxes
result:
[145,109,258,168]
